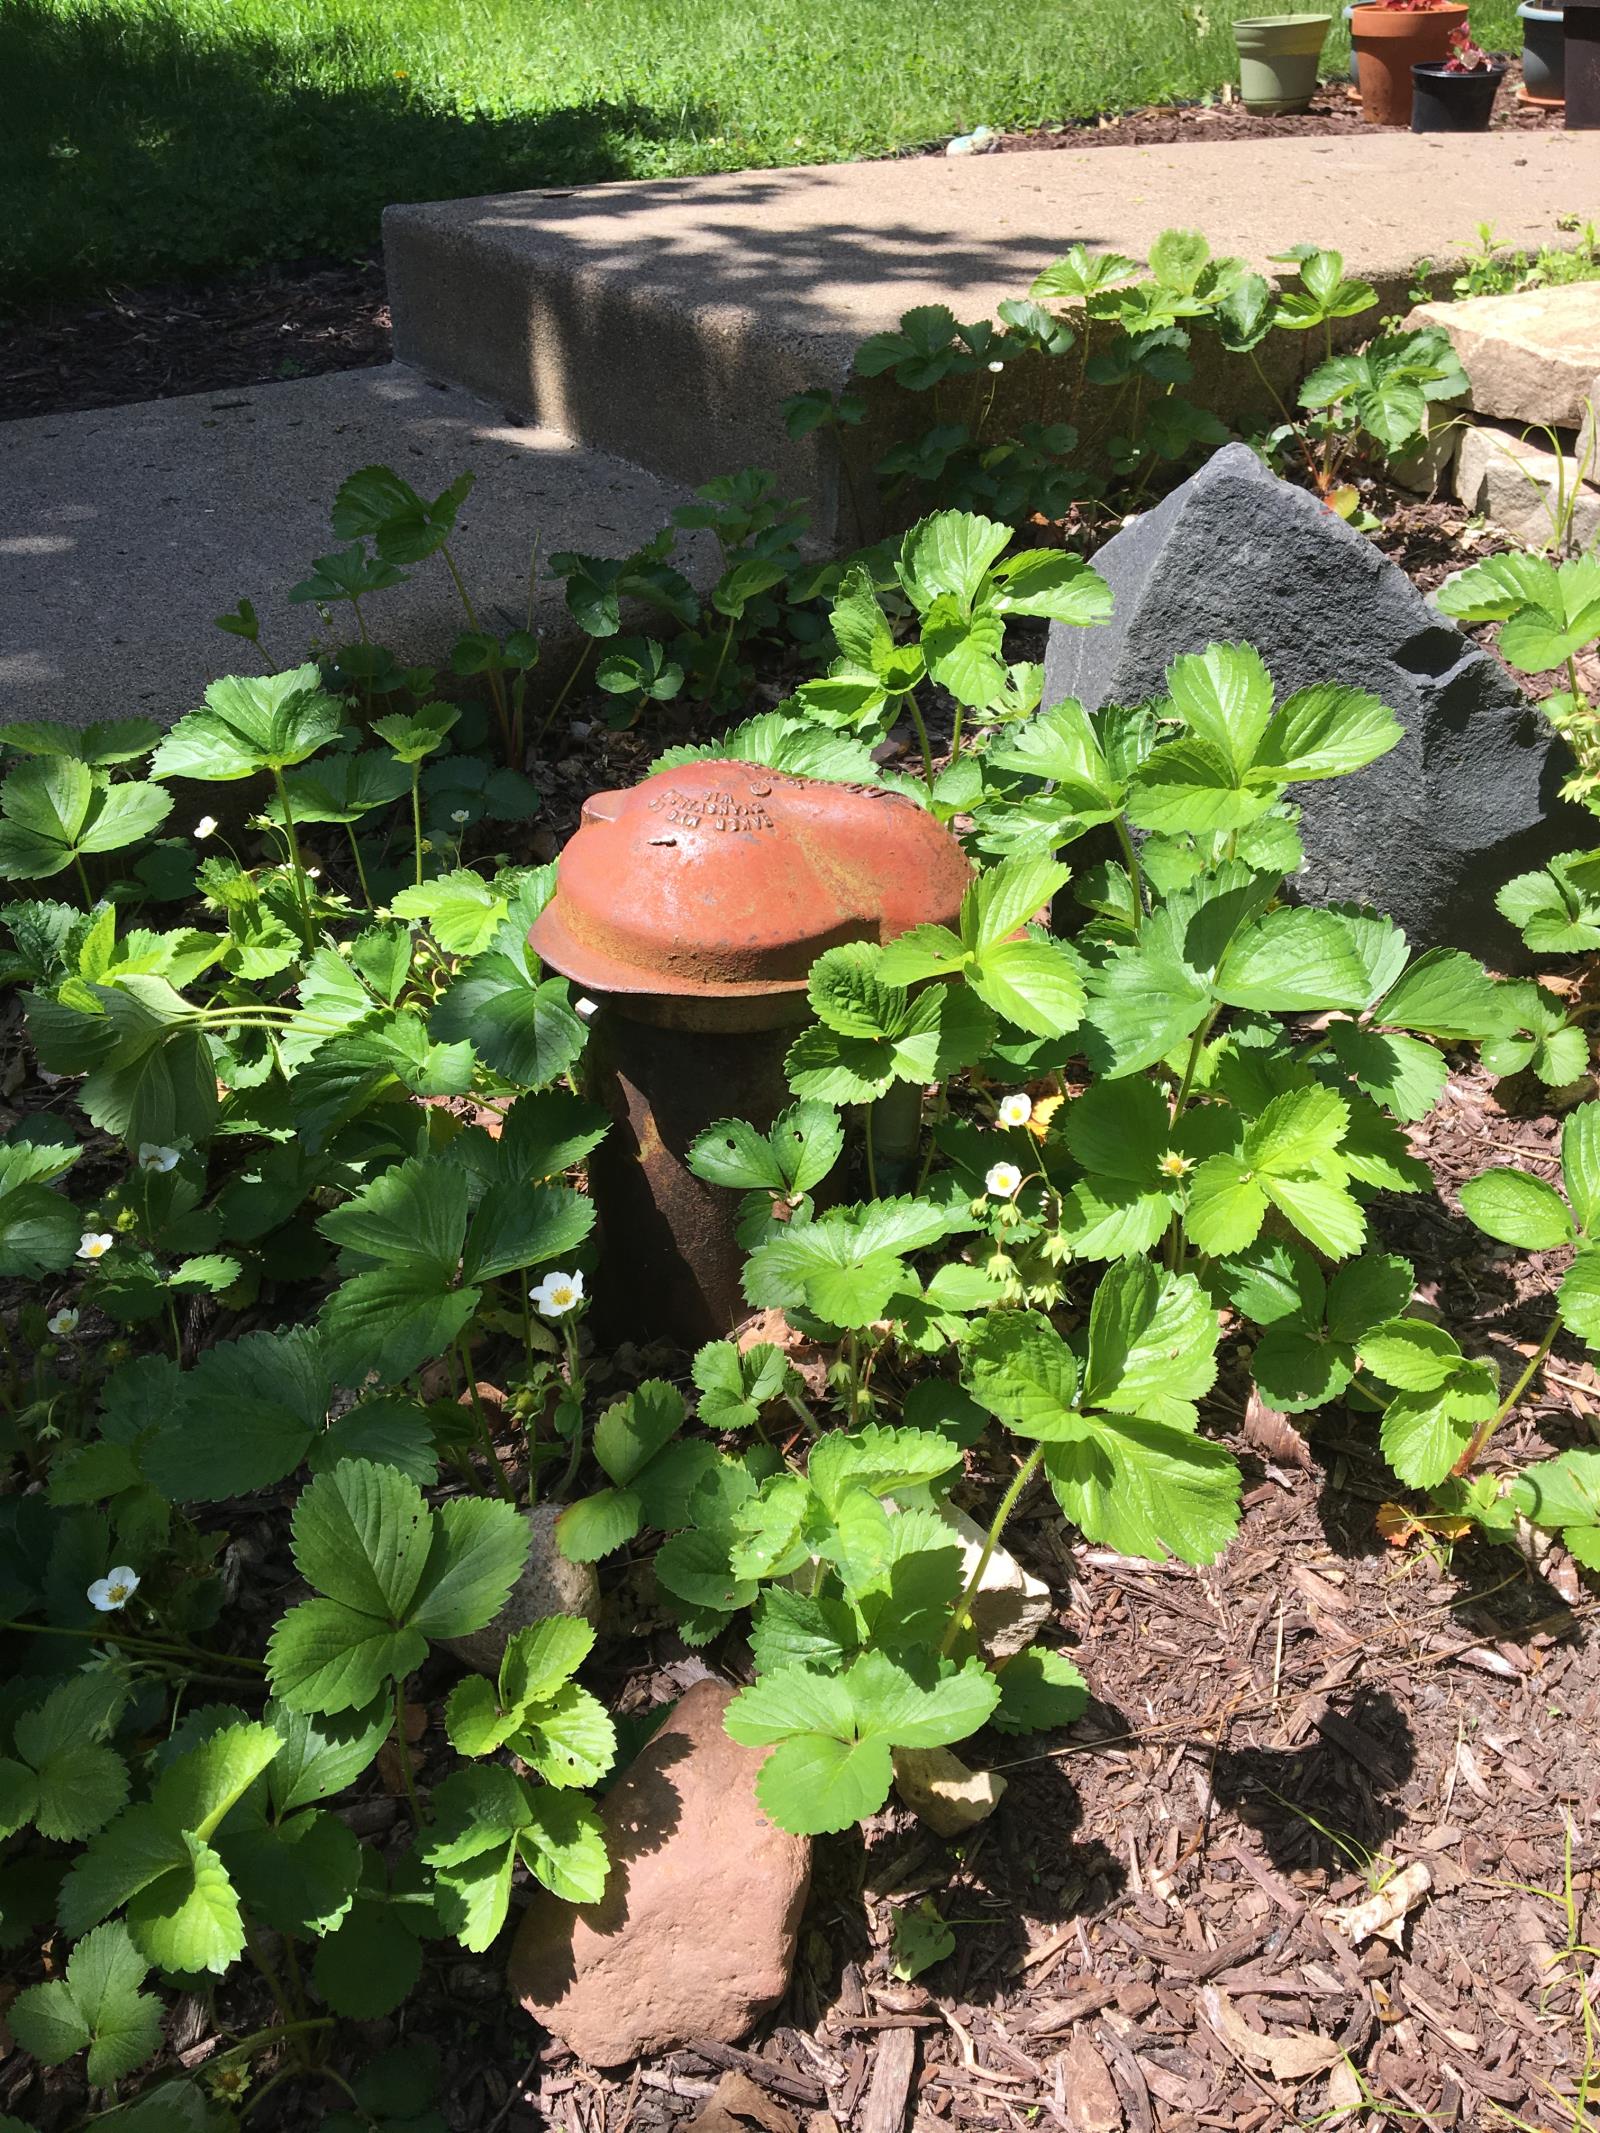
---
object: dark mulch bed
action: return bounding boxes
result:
[975,58,1555,153]
[0,251,391,424]
[457,1061,1600,2133]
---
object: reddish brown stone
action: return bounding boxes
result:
[509,1678,811,2067]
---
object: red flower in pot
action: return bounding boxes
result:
[1411,20,1510,125]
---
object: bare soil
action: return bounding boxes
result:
[0,253,391,424]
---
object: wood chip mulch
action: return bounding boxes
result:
[0,251,390,425]
[971,59,1558,154]
[200,1062,1596,2133]
[508,1063,1599,2133]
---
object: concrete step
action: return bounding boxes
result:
[385,133,1591,540]
[2,365,716,728]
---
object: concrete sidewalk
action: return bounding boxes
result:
[386,133,1595,520]
[1,366,713,727]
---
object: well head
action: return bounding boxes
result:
[529,758,971,1026]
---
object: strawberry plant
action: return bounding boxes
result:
[0,410,1585,2128]
[1436,553,1600,807]
[1351,1101,1600,1569]
[788,229,1468,532]
[0,636,626,2114]
[724,1649,999,1835]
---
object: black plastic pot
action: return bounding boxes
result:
[1409,57,1508,126]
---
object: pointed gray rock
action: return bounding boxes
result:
[1042,444,1585,963]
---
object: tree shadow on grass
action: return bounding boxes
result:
[0,0,722,301]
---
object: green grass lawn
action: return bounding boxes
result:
[4,0,1522,302]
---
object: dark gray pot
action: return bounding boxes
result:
[1518,2,1566,101]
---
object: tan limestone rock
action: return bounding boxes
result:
[941,1503,1055,1660]
[1386,413,1463,497]
[509,1678,811,2066]
[1453,422,1600,551]
[891,1745,1006,1836]
[1406,284,1600,431]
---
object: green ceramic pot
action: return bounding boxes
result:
[1234,12,1334,111]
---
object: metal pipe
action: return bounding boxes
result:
[530,760,971,1343]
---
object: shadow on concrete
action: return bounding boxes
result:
[383,160,1113,524]
[0,366,718,725]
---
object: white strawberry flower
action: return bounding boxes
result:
[137,1143,180,1173]
[77,1232,115,1261]
[88,1567,140,1612]
[195,815,218,839]
[47,1307,80,1339]
[530,1269,585,1317]
[997,1092,1033,1128]
[985,1161,1023,1200]
[451,808,470,825]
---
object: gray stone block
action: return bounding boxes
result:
[1041,444,1587,965]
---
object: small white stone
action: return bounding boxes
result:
[892,1746,1006,1836]
[444,1503,601,1675]
[941,1503,1055,1659]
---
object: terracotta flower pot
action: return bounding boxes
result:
[1351,2,1471,122]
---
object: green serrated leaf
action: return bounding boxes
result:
[1044,1414,1241,1565]
[1458,1167,1574,1251]
[9,1921,163,2084]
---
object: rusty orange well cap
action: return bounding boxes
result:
[529,759,972,1001]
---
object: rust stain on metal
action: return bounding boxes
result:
[532,759,973,1341]
[530,759,971,1013]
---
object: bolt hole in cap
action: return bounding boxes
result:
[529,760,972,1014]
